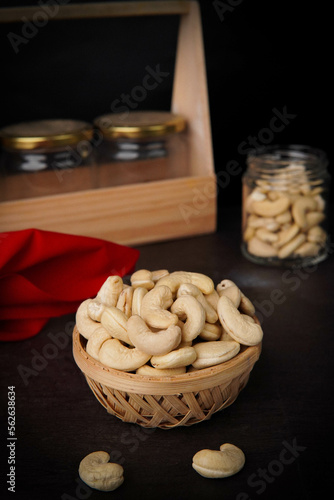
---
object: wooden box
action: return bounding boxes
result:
[0,1,216,246]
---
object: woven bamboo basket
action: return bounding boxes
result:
[72,325,261,429]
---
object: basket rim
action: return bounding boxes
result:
[72,325,262,395]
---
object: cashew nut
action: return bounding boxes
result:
[86,326,111,360]
[136,364,186,377]
[78,451,124,491]
[247,215,280,231]
[155,271,214,295]
[116,286,134,318]
[151,346,197,369]
[192,443,245,478]
[304,211,325,230]
[216,279,241,308]
[99,338,151,372]
[127,315,181,356]
[217,296,263,346]
[275,210,292,225]
[199,322,222,341]
[275,223,300,248]
[252,196,290,217]
[294,241,321,257]
[239,292,256,317]
[192,340,240,369]
[76,299,100,339]
[140,285,178,329]
[307,225,327,245]
[248,237,278,257]
[255,227,279,244]
[101,306,133,345]
[177,283,218,323]
[151,269,169,282]
[96,276,123,307]
[131,286,148,316]
[130,269,154,290]
[292,196,318,229]
[87,300,105,322]
[277,233,306,259]
[204,289,220,311]
[243,226,255,242]
[171,295,206,342]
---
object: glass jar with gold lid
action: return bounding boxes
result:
[0,119,96,201]
[93,111,188,187]
[241,144,331,267]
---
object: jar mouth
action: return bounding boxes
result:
[94,111,187,139]
[0,119,93,151]
[247,144,328,166]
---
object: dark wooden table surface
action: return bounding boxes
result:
[1,207,334,500]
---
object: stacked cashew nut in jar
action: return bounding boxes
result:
[242,160,329,264]
[76,270,263,375]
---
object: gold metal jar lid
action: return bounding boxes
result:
[0,119,94,150]
[93,111,187,139]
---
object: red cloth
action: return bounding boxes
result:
[0,229,140,341]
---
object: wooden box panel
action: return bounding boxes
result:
[0,1,217,245]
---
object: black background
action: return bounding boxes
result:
[1,0,333,213]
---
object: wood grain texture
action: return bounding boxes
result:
[0,1,216,244]
[0,1,191,23]
[0,176,217,244]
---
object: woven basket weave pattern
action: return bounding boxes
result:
[73,326,261,428]
[84,370,251,428]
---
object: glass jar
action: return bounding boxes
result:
[93,111,188,187]
[241,145,331,267]
[0,119,96,201]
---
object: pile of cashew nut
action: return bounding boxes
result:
[76,269,263,374]
[243,164,327,260]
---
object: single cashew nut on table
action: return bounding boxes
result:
[127,315,181,356]
[98,338,151,372]
[140,285,178,329]
[192,443,245,478]
[171,295,206,342]
[79,451,124,492]
[217,296,263,346]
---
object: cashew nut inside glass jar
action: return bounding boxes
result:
[241,145,331,267]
